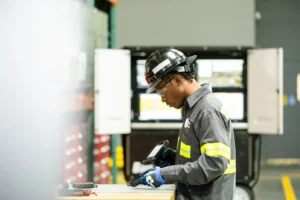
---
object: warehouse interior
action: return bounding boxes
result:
[0,0,299,200]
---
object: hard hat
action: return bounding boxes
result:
[145,48,197,94]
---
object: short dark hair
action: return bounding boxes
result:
[178,72,196,83]
[162,71,196,84]
[162,62,196,83]
[177,62,197,83]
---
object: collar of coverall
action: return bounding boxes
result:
[184,83,212,108]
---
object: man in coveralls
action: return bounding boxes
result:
[130,48,236,200]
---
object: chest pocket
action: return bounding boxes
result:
[178,118,193,159]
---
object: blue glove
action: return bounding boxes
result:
[130,167,166,188]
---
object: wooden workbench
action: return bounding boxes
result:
[55,184,175,200]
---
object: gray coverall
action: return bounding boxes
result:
[160,83,236,200]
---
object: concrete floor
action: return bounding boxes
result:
[254,166,300,200]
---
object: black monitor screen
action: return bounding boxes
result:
[138,93,183,121]
[136,59,148,88]
[197,59,244,87]
[213,92,244,121]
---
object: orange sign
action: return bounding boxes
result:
[108,0,118,6]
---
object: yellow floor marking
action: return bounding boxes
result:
[281,175,296,200]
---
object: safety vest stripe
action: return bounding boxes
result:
[180,141,191,158]
[224,159,236,174]
[200,143,231,160]
[220,104,229,121]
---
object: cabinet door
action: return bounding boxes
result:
[247,48,283,135]
[94,49,131,134]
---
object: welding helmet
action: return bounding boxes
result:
[145,48,197,94]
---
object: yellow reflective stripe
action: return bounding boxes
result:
[224,159,236,174]
[220,104,229,121]
[180,141,191,158]
[177,137,180,150]
[200,143,231,160]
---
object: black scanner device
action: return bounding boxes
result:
[128,140,169,187]
[142,140,169,165]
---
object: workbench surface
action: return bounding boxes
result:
[55,184,176,200]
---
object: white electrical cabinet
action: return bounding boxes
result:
[247,48,283,135]
[94,49,131,134]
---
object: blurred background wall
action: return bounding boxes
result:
[116,0,255,47]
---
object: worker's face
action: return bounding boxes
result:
[155,75,185,109]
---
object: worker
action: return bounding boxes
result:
[130,48,236,200]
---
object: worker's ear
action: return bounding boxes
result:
[173,74,183,86]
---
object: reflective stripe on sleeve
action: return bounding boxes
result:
[224,159,236,174]
[200,142,231,160]
[177,137,180,150]
[180,141,191,158]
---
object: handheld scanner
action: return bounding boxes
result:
[142,140,169,165]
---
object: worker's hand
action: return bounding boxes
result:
[130,167,166,188]
[154,148,174,168]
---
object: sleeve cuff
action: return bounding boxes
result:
[160,166,178,182]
